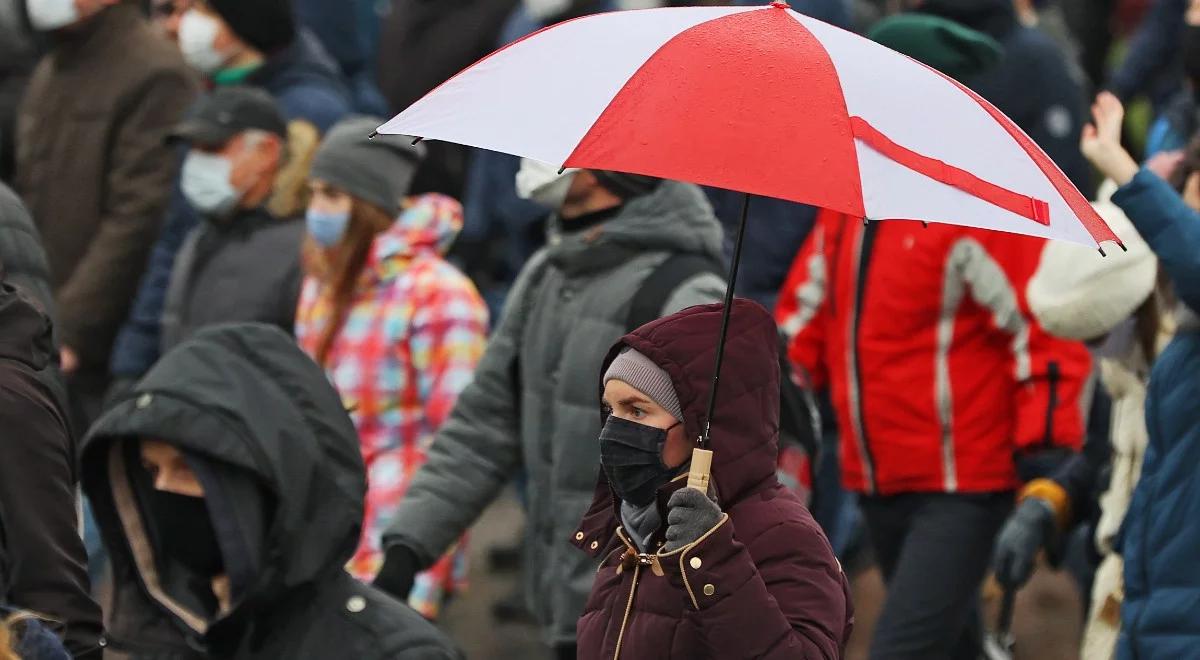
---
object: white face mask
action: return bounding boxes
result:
[516,158,578,211]
[26,0,80,31]
[181,151,242,218]
[178,9,229,75]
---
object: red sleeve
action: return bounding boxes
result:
[969,232,1092,453]
[775,212,836,389]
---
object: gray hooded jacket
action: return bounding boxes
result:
[383,181,726,646]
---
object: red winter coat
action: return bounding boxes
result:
[776,210,1092,496]
[573,300,853,660]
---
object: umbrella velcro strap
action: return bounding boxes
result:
[849,117,1050,226]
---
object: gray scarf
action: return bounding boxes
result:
[620,501,662,552]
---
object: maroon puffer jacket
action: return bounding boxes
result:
[573,300,853,659]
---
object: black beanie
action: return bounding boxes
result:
[592,171,661,200]
[208,0,296,55]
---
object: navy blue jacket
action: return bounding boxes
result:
[1109,169,1200,659]
[1108,0,1187,108]
[109,34,351,378]
[917,0,1091,192]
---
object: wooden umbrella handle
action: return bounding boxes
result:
[687,448,714,492]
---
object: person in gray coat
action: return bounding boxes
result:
[159,87,304,354]
[373,160,726,659]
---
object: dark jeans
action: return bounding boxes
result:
[861,492,1013,660]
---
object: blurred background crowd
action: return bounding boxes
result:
[1,0,1199,659]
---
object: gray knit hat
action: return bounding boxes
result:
[603,348,682,422]
[309,116,426,217]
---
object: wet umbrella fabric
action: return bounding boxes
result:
[378,2,1116,247]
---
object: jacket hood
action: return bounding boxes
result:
[371,193,463,269]
[80,323,365,639]
[545,181,724,275]
[614,299,782,503]
[577,300,782,546]
[0,279,53,372]
[914,0,1016,39]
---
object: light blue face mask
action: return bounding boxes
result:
[306,208,350,247]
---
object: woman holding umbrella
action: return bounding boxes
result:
[573,300,852,659]
[295,116,489,618]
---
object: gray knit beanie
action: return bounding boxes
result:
[309,116,425,217]
[603,348,682,422]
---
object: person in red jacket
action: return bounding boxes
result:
[775,17,1093,658]
[777,211,1091,657]
[573,300,852,660]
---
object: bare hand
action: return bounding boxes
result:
[1081,92,1139,186]
[60,346,79,374]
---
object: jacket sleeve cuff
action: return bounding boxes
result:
[1110,169,1176,241]
[658,514,756,611]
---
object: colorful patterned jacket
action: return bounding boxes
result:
[296,193,488,618]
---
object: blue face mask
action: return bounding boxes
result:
[306,208,350,247]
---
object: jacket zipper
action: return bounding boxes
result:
[848,221,879,494]
[1040,361,1060,446]
[612,562,642,660]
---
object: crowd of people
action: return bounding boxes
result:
[0,0,1198,659]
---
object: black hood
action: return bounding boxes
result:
[0,277,53,371]
[914,0,1016,39]
[80,323,365,644]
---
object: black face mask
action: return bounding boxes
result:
[1185,26,1200,89]
[599,416,683,508]
[144,489,224,577]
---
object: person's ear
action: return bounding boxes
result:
[256,135,284,174]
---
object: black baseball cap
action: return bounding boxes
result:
[166,86,287,148]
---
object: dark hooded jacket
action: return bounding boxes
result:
[916,0,1090,192]
[574,300,853,659]
[0,281,103,659]
[80,323,461,659]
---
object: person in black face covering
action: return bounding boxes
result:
[79,323,461,659]
[129,439,235,616]
[598,348,701,553]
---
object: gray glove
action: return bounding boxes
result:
[992,497,1057,589]
[662,487,723,552]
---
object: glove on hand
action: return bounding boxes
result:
[662,487,723,553]
[992,497,1057,589]
[373,544,419,601]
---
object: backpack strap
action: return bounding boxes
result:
[626,253,724,332]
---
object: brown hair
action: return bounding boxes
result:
[305,198,395,366]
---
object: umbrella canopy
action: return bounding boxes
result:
[377,2,1117,249]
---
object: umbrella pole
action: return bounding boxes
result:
[688,192,751,492]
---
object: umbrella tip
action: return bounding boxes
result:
[1098,246,1108,257]
[412,136,424,146]
[1118,239,1128,252]
[921,221,929,229]
[557,165,566,175]
[863,217,870,226]
[367,131,378,140]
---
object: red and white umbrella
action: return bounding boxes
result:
[377,1,1118,249]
